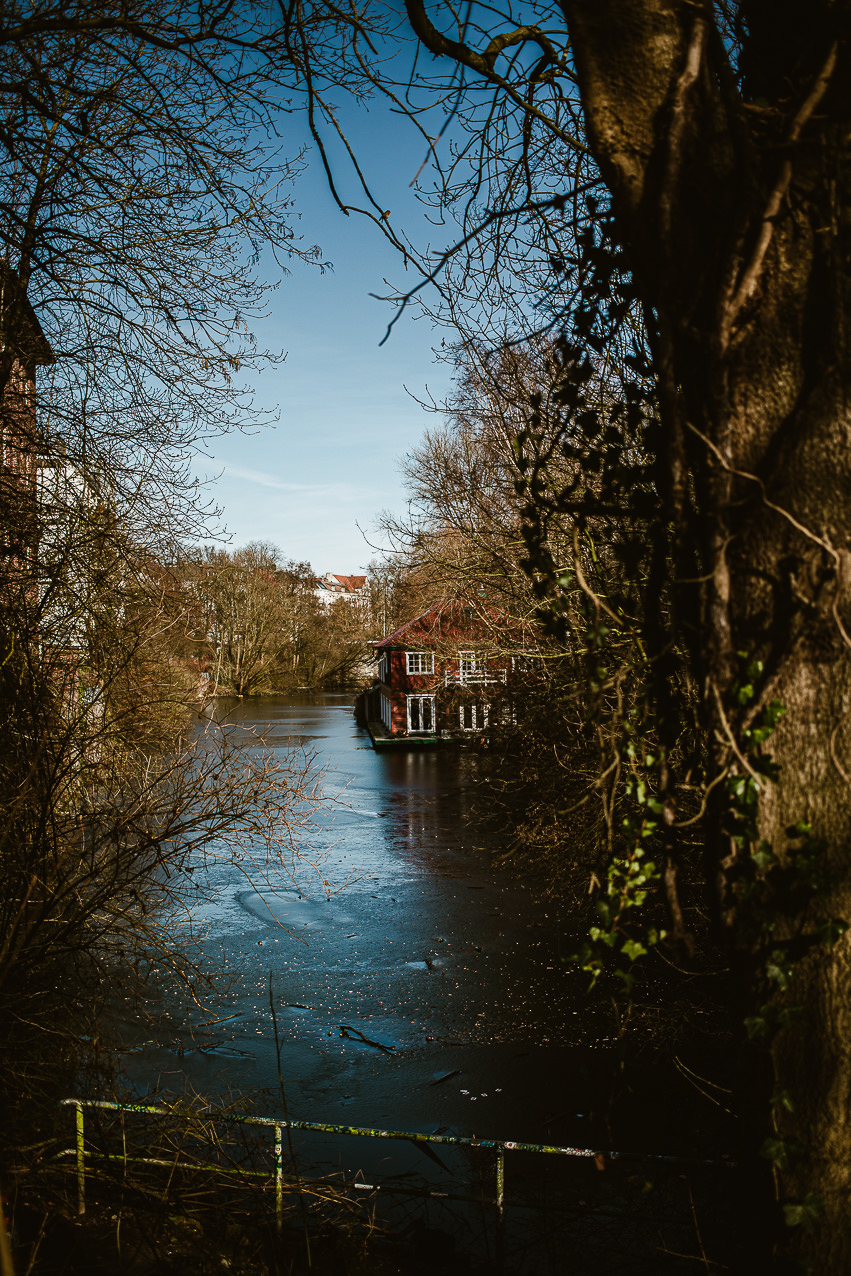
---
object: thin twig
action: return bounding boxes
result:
[686,419,851,653]
[689,1183,712,1270]
[829,721,851,785]
[572,526,622,626]
[711,681,763,786]
[673,765,730,828]
[721,41,838,347]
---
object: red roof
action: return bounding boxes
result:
[331,574,367,591]
[375,603,445,649]
[375,597,537,651]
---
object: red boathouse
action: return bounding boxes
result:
[359,601,519,749]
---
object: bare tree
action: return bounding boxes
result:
[259,0,851,1258]
[0,1,350,1159]
[366,1,851,1262]
[0,10,331,552]
[187,544,372,693]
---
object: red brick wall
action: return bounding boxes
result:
[380,647,442,734]
[390,689,407,734]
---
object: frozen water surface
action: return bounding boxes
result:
[105,694,737,1272]
[114,694,706,1177]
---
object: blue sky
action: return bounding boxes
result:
[197,92,455,574]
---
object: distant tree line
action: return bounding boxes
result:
[180,542,374,696]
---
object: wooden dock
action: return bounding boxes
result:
[365,719,443,751]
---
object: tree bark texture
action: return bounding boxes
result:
[563,0,851,1263]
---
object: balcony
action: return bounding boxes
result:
[444,667,507,687]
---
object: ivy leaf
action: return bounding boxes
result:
[766,951,795,991]
[577,409,600,437]
[624,352,652,376]
[763,699,786,728]
[751,844,777,870]
[783,1194,824,1230]
[760,1136,803,1172]
[818,918,849,947]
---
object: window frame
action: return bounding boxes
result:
[405,650,435,676]
[459,702,489,731]
[406,693,436,734]
[458,650,477,676]
[500,700,516,726]
[458,650,486,682]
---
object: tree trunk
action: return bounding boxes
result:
[564,0,851,1264]
[769,650,851,1265]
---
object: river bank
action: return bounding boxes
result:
[112,697,602,1129]
[88,693,735,1272]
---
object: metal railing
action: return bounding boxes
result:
[443,669,507,686]
[59,1098,728,1233]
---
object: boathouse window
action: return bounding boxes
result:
[406,651,434,675]
[458,651,484,681]
[407,695,435,733]
[459,702,488,731]
[381,693,392,729]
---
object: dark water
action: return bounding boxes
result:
[109,694,732,1271]
[117,694,604,1132]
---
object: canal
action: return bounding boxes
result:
[109,693,732,1271]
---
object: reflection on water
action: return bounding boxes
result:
[108,693,737,1272]
[116,694,711,1159]
[116,694,599,1133]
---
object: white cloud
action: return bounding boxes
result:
[224,465,346,496]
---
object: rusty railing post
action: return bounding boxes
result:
[75,1102,86,1215]
[495,1145,505,1223]
[274,1123,283,1233]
